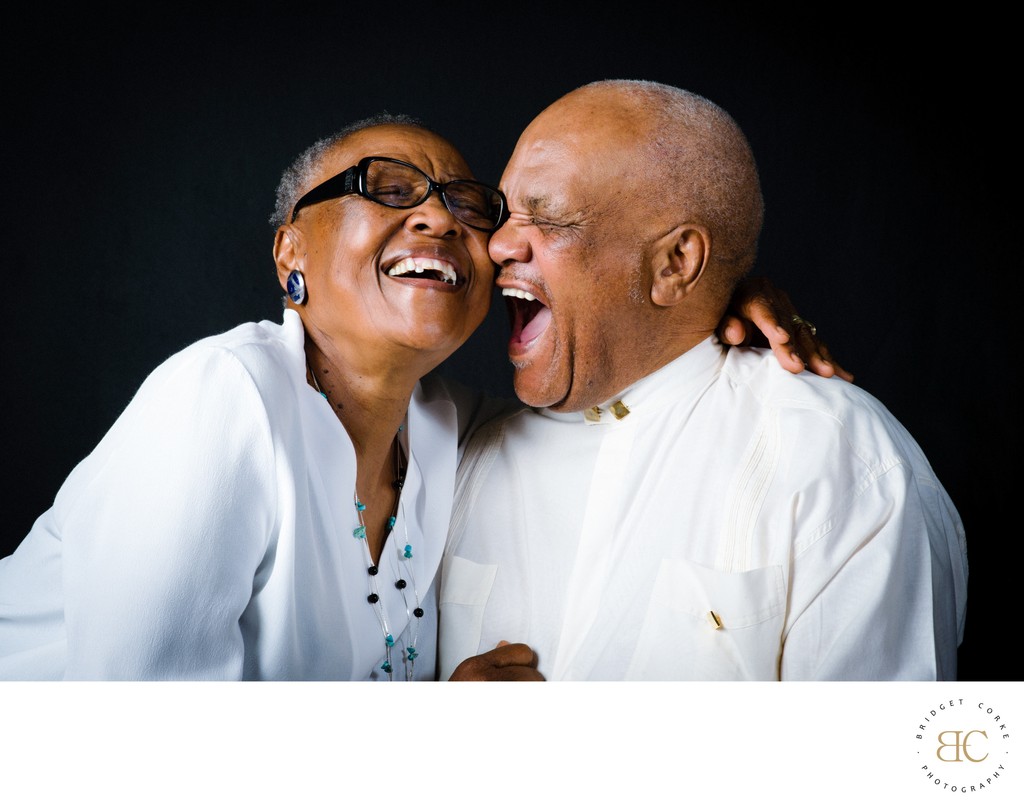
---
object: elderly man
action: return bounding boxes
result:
[440,80,967,681]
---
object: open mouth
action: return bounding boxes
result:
[386,257,459,286]
[503,287,551,347]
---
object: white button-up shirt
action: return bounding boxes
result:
[438,337,968,680]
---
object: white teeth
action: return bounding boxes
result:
[386,257,457,285]
[501,288,537,302]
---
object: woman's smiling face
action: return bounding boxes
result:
[281,123,496,373]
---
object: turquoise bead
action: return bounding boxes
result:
[353,526,366,539]
[386,634,395,647]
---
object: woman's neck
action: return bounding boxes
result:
[305,340,415,564]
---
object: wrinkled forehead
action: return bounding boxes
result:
[317,125,474,185]
[500,118,638,214]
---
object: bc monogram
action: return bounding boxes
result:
[935,730,989,762]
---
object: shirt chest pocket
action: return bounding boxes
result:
[625,558,786,680]
[437,555,498,680]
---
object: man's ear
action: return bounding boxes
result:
[650,224,710,307]
[273,225,303,291]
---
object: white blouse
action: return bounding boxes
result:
[0,309,473,680]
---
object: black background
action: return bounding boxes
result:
[3,6,1015,681]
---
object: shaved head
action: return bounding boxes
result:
[554,79,764,296]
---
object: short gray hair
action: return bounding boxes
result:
[269,112,426,230]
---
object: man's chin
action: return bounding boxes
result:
[511,366,566,410]
[513,367,613,414]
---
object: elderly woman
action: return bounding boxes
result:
[0,115,838,680]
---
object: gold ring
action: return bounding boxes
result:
[791,315,817,336]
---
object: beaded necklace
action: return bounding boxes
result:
[308,362,424,681]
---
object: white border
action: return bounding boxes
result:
[2,681,1020,805]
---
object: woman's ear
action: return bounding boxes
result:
[650,224,710,307]
[273,225,303,291]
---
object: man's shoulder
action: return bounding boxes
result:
[721,346,886,416]
[720,347,937,478]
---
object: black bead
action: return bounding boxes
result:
[367,565,378,576]
[367,593,379,604]
[392,478,404,491]
[413,607,424,618]
[395,579,407,590]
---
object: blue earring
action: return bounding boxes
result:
[286,270,307,305]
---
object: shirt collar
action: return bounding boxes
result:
[538,336,727,425]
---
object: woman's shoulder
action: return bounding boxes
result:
[157,312,303,386]
[188,312,300,361]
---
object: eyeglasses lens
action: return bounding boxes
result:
[444,181,504,231]
[365,161,428,207]
[364,160,503,230]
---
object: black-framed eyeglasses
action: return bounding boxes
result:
[290,156,509,232]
